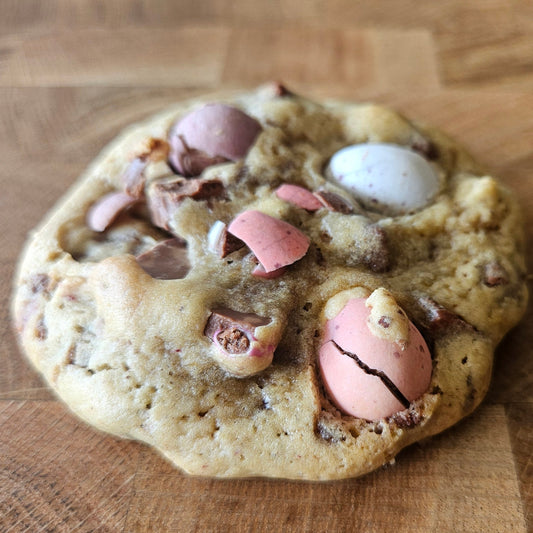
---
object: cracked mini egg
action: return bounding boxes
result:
[319,288,432,421]
[326,143,441,215]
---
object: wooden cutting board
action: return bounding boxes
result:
[1,2,532,531]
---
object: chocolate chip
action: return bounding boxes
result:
[378,316,391,328]
[30,273,51,294]
[35,317,47,340]
[216,328,250,354]
[388,408,422,428]
[269,81,293,97]
[147,177,226,231]
[313,190,354,214]
[416,296,474,337]
[410,137,439,161]
[136,238,190,280]
[207,221,245,258]
[204,307,271,354]
[315,419,344,443]
[483,261,509,287]
[122,157,148,198]
[362,225,390,273]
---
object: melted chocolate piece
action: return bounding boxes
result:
[388,408,423,428]
[147,177,226,231]
[204,307,271,354]
[410,137,439,161]
[122,158,148,198]
[30,273,51,294]
[208,221,245,258]
[362,225,390,273]
[270,81,293,97]
[136,238,190,280]
[416,296,474,337]
[313,190,354,214]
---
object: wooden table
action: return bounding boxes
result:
[1,2,532,531]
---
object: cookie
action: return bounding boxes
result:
[12,83,528,480]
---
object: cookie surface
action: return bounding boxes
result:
[12,84,528,480]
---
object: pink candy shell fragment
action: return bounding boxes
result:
[252,262,286,279]
[275,184,322,211]
[228,210,309,272]
[86,191,138,232]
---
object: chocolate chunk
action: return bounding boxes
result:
[207,221,245,258]
[483,261,509,287]
[362,225,390,273]
[313,190,354,214]
[122,157,148,198]
[269,81,293,97]
[378,316,391,328]
[416,296,474,336]
[35,317,47,340]
[388,408,422,428]
[204,307,271,354]
[216,328,250,354]
[137,138,170,163]
[136,238,190,280]
[30,273,51,294]
[168,135,229,177]
[315,419,345,443]
[123,139,171,197]
[147,177,226,231]
[410,137,439,161]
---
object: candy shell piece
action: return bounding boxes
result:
[204,307,275,377]
[252,262,286,279]
[275,184,322,211]
[86,191,139,232]
[327,143,440,214]
[319,296,432,420]
[228,210,309,273]
[168,104,262,176]
[135,238,190,280]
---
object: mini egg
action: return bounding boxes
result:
[327,143,440,214]
[319,296,432,420]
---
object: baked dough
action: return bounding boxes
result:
[12,84,528,480]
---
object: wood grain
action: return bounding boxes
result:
[1,1,532,531]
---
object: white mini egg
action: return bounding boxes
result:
[327,143,441,214]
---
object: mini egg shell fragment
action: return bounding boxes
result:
[168,104,262,176]
[228,210,309,272]
[327,143,440,215]
[319,297,432,420]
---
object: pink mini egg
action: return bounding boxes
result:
[168,104,262,176]
[319,297,431,420]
